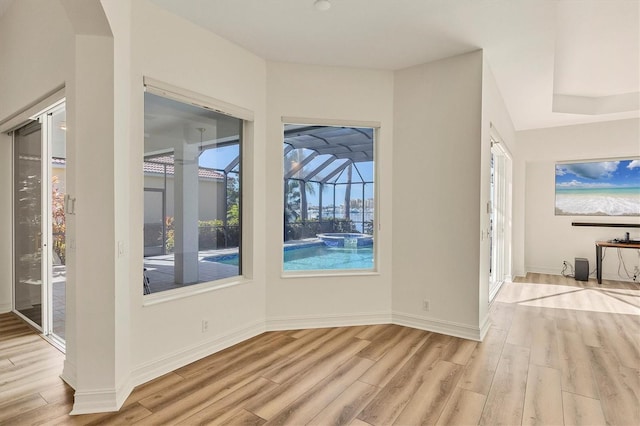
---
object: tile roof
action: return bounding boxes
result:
[144,157,225,180]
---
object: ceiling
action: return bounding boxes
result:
[1,0,638,130]
[147,0,640,131]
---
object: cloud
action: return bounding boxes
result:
[627,160,640,170]
[558,161,619,180]
[556,180,616,189]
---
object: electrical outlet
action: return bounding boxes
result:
[423,299,430,312]
[201,319,209,333]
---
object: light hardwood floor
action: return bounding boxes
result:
[1,273,638,425]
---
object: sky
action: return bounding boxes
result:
[556,159,640,189]
[200,145,375,207]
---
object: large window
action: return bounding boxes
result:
[143,92,242,294]
[283,124,375,272]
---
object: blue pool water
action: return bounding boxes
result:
[206,244,374,271]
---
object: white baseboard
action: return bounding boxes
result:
[70,387,122,414]
[392,311,484,341]
[0,302,11,314]
[266,312,392,331]
[61,360,77,390]
[129,319,265,391]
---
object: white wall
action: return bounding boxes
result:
[518,118,640,280]
[0,0,74,313]
[126,0,267,387]
[392,51,485,340]
[265,62,394,327]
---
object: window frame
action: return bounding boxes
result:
[281,118,380,278]
[142,79,252,304]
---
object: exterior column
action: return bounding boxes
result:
[174,140,200,284]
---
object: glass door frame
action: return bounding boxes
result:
[489,135,512,302]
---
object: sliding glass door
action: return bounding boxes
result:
[12,102,66,345]
[14,121,44,327]
[489,139,511,302]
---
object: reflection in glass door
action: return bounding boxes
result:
[12,102,66,345]
[14,121,44,327]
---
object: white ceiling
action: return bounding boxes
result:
[148,0,640,131]
[1,0,638,130]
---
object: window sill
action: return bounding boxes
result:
[280,269,380,279]
[142,276,251,307]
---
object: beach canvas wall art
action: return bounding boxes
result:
[555,159,640,216]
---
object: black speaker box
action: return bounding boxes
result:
[575,257,589,281]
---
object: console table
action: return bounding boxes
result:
[595,240,640,284]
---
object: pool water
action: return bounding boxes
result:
[208,245,374,271]
[284,245,374,271]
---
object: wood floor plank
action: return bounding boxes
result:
[307,380,379,426]
[562,391,606,426]
[39,382,74,404]
[0,393,48,422]
[354,324,390,341]
[356,324,409,361]
[263,327,366,384]
[218,409,267,426]
[557,330,599,399]
[137,349,283,414]
[458,327,507,395]
[247,338,371,420]
[1,400,72,425]
[441,335,478,365]
[357,333,453,426]
[589,346,640,425]
[393,360,463,425]
[479,343,530,426]
[175,377,278,425]
[529,316,561,369]
[121,372,184,407]
[521,364,563,426]
[174,333,295,380]
[263,356,374,425]
[435,387,486,426]
[358,327,430,387]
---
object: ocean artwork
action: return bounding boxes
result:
[555,159,640,216]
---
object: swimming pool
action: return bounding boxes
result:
[204,244,374,271]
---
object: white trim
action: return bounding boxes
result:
[479,314,491,341]
[143,77,254,121]
[282,116,381,129]
[0,87,65,133]
[61,360,77,390]
[266,312,391,331]
[142,277,253,307]
[488,279,504,302]
[392,312,484,341]
[280,271,380,279]
[70,387,121,415]
[129,319,265,390]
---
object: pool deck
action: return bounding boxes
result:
[144,239,322,293]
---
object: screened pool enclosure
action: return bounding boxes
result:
[284,125,375,239]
